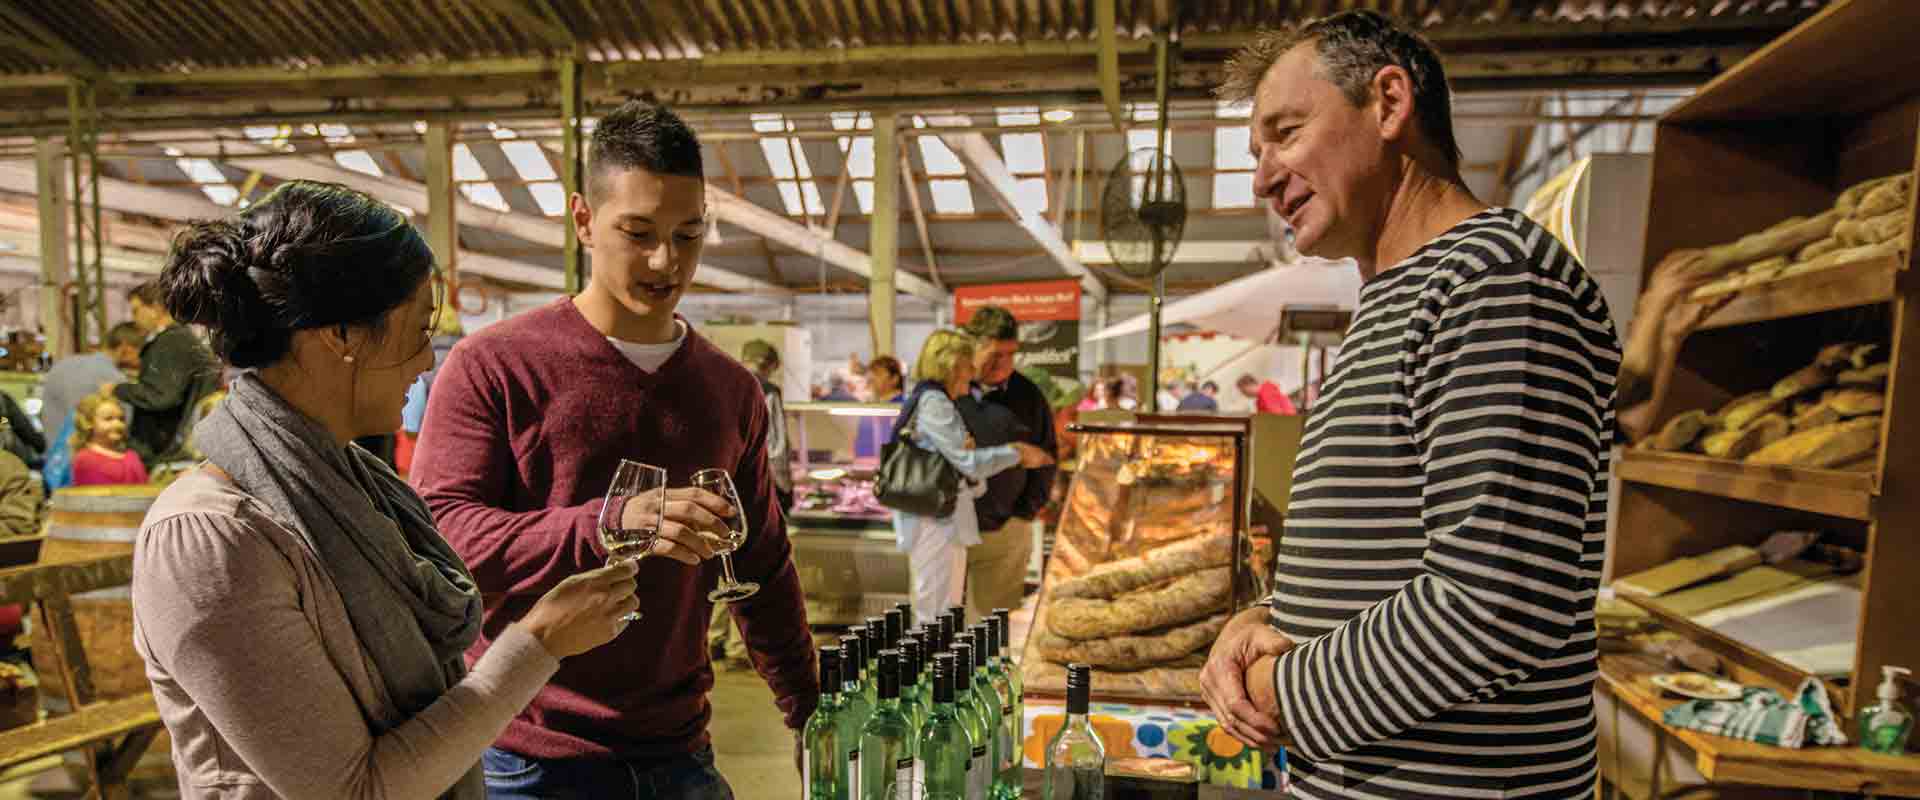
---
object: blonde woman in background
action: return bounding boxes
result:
[890,329,1052,622]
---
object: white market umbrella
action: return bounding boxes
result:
[1087,256,1362,342]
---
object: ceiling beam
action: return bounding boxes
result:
[214,144,787,294]
[933,117,1107,302]
[0,5,96,72]
[706,186,941,301]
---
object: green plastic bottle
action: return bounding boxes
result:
[917,653,974,800]
[1862,665,1914,755]
[859,649,916,800]
[803,647,850,800]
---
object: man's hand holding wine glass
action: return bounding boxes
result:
[622,486,738,565]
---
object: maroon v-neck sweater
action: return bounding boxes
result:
[410,298,818,760]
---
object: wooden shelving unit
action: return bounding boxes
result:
[1609,1,1920,794]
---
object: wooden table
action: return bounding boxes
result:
[1598,653,1920,798]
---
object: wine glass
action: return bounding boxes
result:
[691,468,759,603]
[599,459,666,622]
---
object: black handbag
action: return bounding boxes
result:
[874,390,965,518]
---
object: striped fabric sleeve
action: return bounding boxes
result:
[1271,261,1613,762]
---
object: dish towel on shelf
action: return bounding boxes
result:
[1662,678,1849,748]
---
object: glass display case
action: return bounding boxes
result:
[1021,415,1269,706]
[783,401,907,625]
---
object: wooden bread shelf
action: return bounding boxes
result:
[1695,254,1902,331]
[1615,449,1876,521]
[1599,653,1920,797]
[1615,590,1842,712]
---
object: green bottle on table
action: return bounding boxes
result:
[838,635,873,799]
[983,617,1020,799]
[964,626,1007,800]
[1044,664,1105,800]
[859,649,916,800]
[952,637,993,800]
[804,646,851,800]
[900,636,929,734]
[863,618,887,706]
[917,652,975,800]
[993,609,1023,726]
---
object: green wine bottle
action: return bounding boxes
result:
[862,618,886,706]
[983,616,1020,800]
[964,626,1006,800]
[1044,664,1105,800]
[804,646,850,800]
[917,652,974,800]
[837,636,872,800]
[900,636,929,734]
[859,649,915,800]
[951,638,992,800]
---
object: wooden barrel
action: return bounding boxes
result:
[29,484,174,785]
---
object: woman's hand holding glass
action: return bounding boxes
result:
[519,558,642,657]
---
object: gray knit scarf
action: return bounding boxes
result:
[195,372,485,799]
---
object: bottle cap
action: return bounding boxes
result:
[863,618,886,658]
[947,606,967,627]
[933,653,957,704]
[894,602,913,626]
[985,616,1004,656]
[819,646,841,692]
[938,615,956,653]
[885,609,906,649]
[877,649,901,700]
[953,640,974,687]
[1880,665,1912,702]
[970,623,992,668]
[839,635,863,680]
[901,637,923,684]
[1066,663,1091,713]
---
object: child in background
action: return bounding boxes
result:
[70,393,148,485]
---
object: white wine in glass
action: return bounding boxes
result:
[691,468,759,603]
[600,459,666,621]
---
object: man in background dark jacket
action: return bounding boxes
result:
[956,305,1058,619]
[114,282,221,468]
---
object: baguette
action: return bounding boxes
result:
[1649,409,1712,451]
[1851,344,1882,370]
[1033,614,1227,669]
[1796,236,1843,263]
[1779,238,1904,279]
[1049,532,1234,601]
[1837,362,1890,389]
[1826,388,1886,417]
[1048,567,1232,640]
[1716,392,1789,431]
[1744,255,1790,275]
[1748,416,1882,468]
[1700,413,1791,459]
[1854,175,1911,218]
[1835,209,1909,246]
[1815,342,1864,369]
[1791,400,1841,431]
[1771,363,1837,400]
[1702,211,1839,273]
[1837,173,1904,217]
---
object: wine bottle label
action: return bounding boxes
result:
[848,749,860,799]
[801,751,810,798]
[914,758,927,798]
[895,757,914,800]
[968,747,990,800]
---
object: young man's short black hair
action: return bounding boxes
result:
[589,101,703,198]
[106,321,145,350]
[1201,381,1220,394]
[962,306,1019,342]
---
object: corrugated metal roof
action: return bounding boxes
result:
[0,0,1825,75]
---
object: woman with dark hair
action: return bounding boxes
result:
[131,181,640,799]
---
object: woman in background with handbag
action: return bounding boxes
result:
[884,329,1052,621]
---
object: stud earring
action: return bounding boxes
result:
[343,355,355,364]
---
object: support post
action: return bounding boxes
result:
[34,137,70,359]
[67,78,104,349]
[560,56,586,295]
[424,122,459,301]
[869,113,899,358]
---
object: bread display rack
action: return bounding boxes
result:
[1021,416,1258,707]
[1609,1,1920,793]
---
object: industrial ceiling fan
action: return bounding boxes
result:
[1099,37,1187,412]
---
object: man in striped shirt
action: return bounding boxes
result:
[1200,11,1621,798]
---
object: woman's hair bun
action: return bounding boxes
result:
[154,181,432,370]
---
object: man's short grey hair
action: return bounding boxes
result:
[1217,9,1460,169]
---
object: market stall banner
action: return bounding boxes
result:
[954,280,1081,380]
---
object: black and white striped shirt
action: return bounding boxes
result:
[1271,209,1620,799]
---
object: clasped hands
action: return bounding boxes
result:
[1199,606,1295,752]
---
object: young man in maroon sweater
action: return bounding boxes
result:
[411,101,818,799]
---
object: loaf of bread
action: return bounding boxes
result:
[1838,173,1907,217]
[1791,400,1841,431]
[1048,567,1232,640]
[1797,236,1843,263]
[1838,362,1890,389]
[1022,659,1205,696]
[1771,363,1837,400]
[1748,416,1882,468]
[1701,413,1791,459]
[1782,238,1905,279]
[1034,614,1227,669]
[1049,532,1234,601]
[1835,209,1910,246]
[1716,392,1789,430]
[1649,409,1712,451]
[1745,255,1791,276]
[1816,342,1865,369]
[1704,211,1839,272]
[1826,388,1886,417]
[1854,175,1911,218]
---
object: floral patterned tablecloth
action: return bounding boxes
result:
[1021,698,1289,792]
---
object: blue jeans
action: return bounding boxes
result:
[483,746,734,799]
